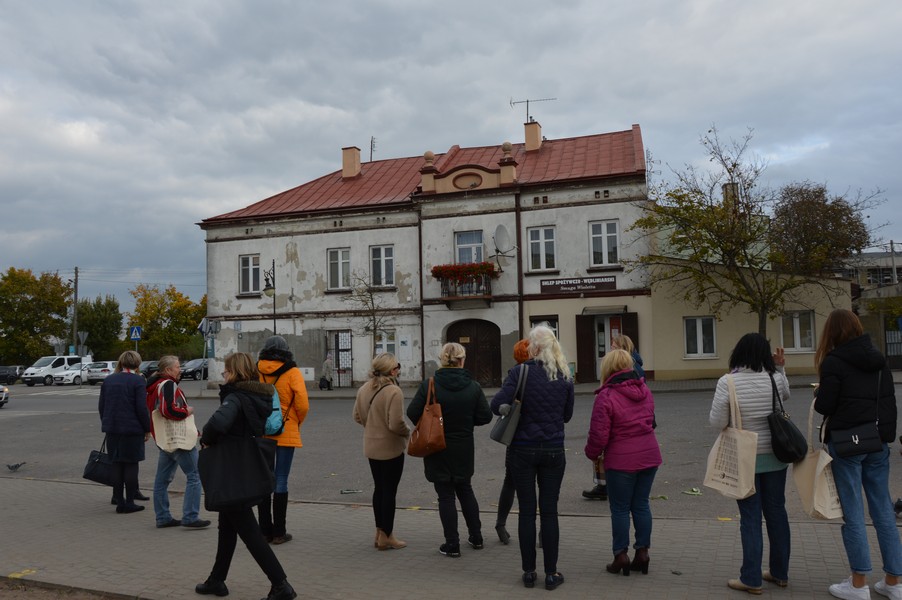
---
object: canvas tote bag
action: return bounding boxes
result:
[792,398,843,519]
[703,375,758,499]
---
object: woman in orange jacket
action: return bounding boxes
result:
[256,335,310,544]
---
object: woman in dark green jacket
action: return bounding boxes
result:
[407,342,493,558]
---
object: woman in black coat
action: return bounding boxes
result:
[195,352,297,600]
[407,342,492,558]
[98,350,150,513]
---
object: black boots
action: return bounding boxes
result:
[630,547,650,574]
[262,580,296,600]
[257,497,273,542]
[582,483,608,500]
[195,577,229,596]
[271,492,292,544]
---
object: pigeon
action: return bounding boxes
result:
[6,462,26,472]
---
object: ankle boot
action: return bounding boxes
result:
[606,551,631,576]
[272,492,290,539]
[385,532,407,549]
[630,547,650,574]
[257,497,273,542]
[262,579,296,600]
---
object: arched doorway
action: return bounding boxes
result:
[446,319,501,387]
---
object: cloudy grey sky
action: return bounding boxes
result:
[2,1,900,315]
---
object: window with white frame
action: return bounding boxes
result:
[239,254,261,294]
[528,227,556,270]
[370,245,394,286]
[455,231,483,263]
[328,248,351,289]
[782,311,815,351]
[590,220,619,266]
[374,330,396,355]
[684,317,716,357]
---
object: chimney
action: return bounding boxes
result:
[498,141,517,185]
[419,151,437,193]
[525,119,542,151]
[342,146,361,179]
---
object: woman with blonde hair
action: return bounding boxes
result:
[491,325,574,591]
[407,342,493,558]
[813,309,901,600]
[587,349,661,578]
[354,353,410,551]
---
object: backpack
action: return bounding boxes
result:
[263,363,293,436]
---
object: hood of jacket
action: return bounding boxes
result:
[434,367,475,392]
[258,346,294,364]
[594,369,644,400]
[830,334,886,374]
[257,358,297,377]
[219,380,274,412]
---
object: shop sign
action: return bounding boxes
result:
[540,276,616,294]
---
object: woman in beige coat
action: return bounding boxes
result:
[353,353,410,550]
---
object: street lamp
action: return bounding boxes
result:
[262,259,276,334]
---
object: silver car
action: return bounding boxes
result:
[86,361,117,385]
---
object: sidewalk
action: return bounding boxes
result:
[0,476,889,599]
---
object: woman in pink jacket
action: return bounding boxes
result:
[585,349,661,577]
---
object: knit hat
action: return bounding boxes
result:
[513,339,530,364]
[262,335,289,352]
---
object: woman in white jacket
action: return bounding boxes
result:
[709,333,790,595]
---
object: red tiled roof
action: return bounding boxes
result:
[203,125,645,224]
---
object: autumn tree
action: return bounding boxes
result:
[342,271,391,355]
[127,285,206,358]
[76,295,124,360]
[629,127,870,334]
[0,268,71,364]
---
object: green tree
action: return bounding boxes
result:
[127,285,206,358]
[0,268,71,364]
[629,127,857,334]
[76,295,123,360]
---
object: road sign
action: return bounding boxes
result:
[129,326,142,341]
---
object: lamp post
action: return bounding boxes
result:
[262,259,276,334]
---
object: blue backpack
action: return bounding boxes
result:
[264,369,289,436]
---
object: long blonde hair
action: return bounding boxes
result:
[439,342,466,368]
[368,352,398,389]
[529,324,571,381]
[601,349,634,382]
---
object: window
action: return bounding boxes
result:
[590,221,619,265]
[530,316,559,338]
[370,245,394,286]
[684,317,716,357]
[374,330,396,355]
[239,254,260,294]
[328,248,351,289]
[782,311,815,351]
[455,231,483,263]
[528,227,556,270]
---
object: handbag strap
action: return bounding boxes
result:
[808,398,820,449]
[769,372,786,415]
[875,370,882,425]
[513,364,529,404]
[725,374,743,430]
[426,377,436,406]
[368,384,389,407]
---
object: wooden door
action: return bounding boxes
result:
[446,320,501,387]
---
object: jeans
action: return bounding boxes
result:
[274,446,295,494]
[829,442,902,576]
[735,468,790,587]
[496,466,516,526]
[606,467,658,555]
[369,454,404,535]
[507,445,566,575]
[153,446,201,525]
[433,480,482,545]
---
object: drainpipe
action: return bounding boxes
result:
[515,193,524,338]
[417,202,426,381]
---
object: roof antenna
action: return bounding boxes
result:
[510,97,557,122]
[369,136,377,162]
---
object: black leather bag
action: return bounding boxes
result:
[830,371,884,458]
[198,435,276,511]
[766,374,807,463]
[83,436,115,486]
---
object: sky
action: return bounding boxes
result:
[2,0,901,316]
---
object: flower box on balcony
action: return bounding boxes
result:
[430,262,500,284]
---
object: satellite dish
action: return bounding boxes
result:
[493,224,514,255]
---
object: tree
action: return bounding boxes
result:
[0,268,71,364]
[342,272,391,355]
[127,285,206,358]
[629,127,860,334]
[76,295,123,360]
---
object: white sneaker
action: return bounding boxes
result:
[830,578,871,600]
[875,580,902,600]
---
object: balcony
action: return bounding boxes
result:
[431,262,498,308]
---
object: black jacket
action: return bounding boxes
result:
[814,334,897,443]
[200,381,274,446]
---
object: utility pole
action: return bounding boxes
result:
[72,266,78,355]
[892,240,898,285]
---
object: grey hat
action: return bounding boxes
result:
[262,335,289,352]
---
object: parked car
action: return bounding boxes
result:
[0,365,25,384]
[53,364,87,386]
[139,360,160,378]
[0,383,8,408]
[23,355,92,386]
[86,361,117,385]
[180,358,208,380]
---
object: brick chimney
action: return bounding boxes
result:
[525,119,542,151]
[342,146,361,179]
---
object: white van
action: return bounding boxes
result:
[23,355,92,387]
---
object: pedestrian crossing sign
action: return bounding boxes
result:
[129,326,142,341]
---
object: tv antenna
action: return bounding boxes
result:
[510,97,557,122]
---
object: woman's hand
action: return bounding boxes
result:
[144,432,151,442]
[773,347,785,367]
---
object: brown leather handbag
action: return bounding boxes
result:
[407,378,446,457]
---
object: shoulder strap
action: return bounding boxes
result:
[514,364,529,402]
[369,384,389,407]
[875,370,882,424]
[426,377,436,405]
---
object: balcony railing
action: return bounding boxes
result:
[438,274,493,298]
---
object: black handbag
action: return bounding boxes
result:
[83,436,115,486]
[766,373,807,463]
[830,372,883,458]
[490,364,528,445]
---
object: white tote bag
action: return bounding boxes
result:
[151,409,199,452]
[791,399,843,519]
[703,375,758,500]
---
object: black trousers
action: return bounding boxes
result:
[433,480,482,545]
[210,506,287,585]
[368,454,404,535]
